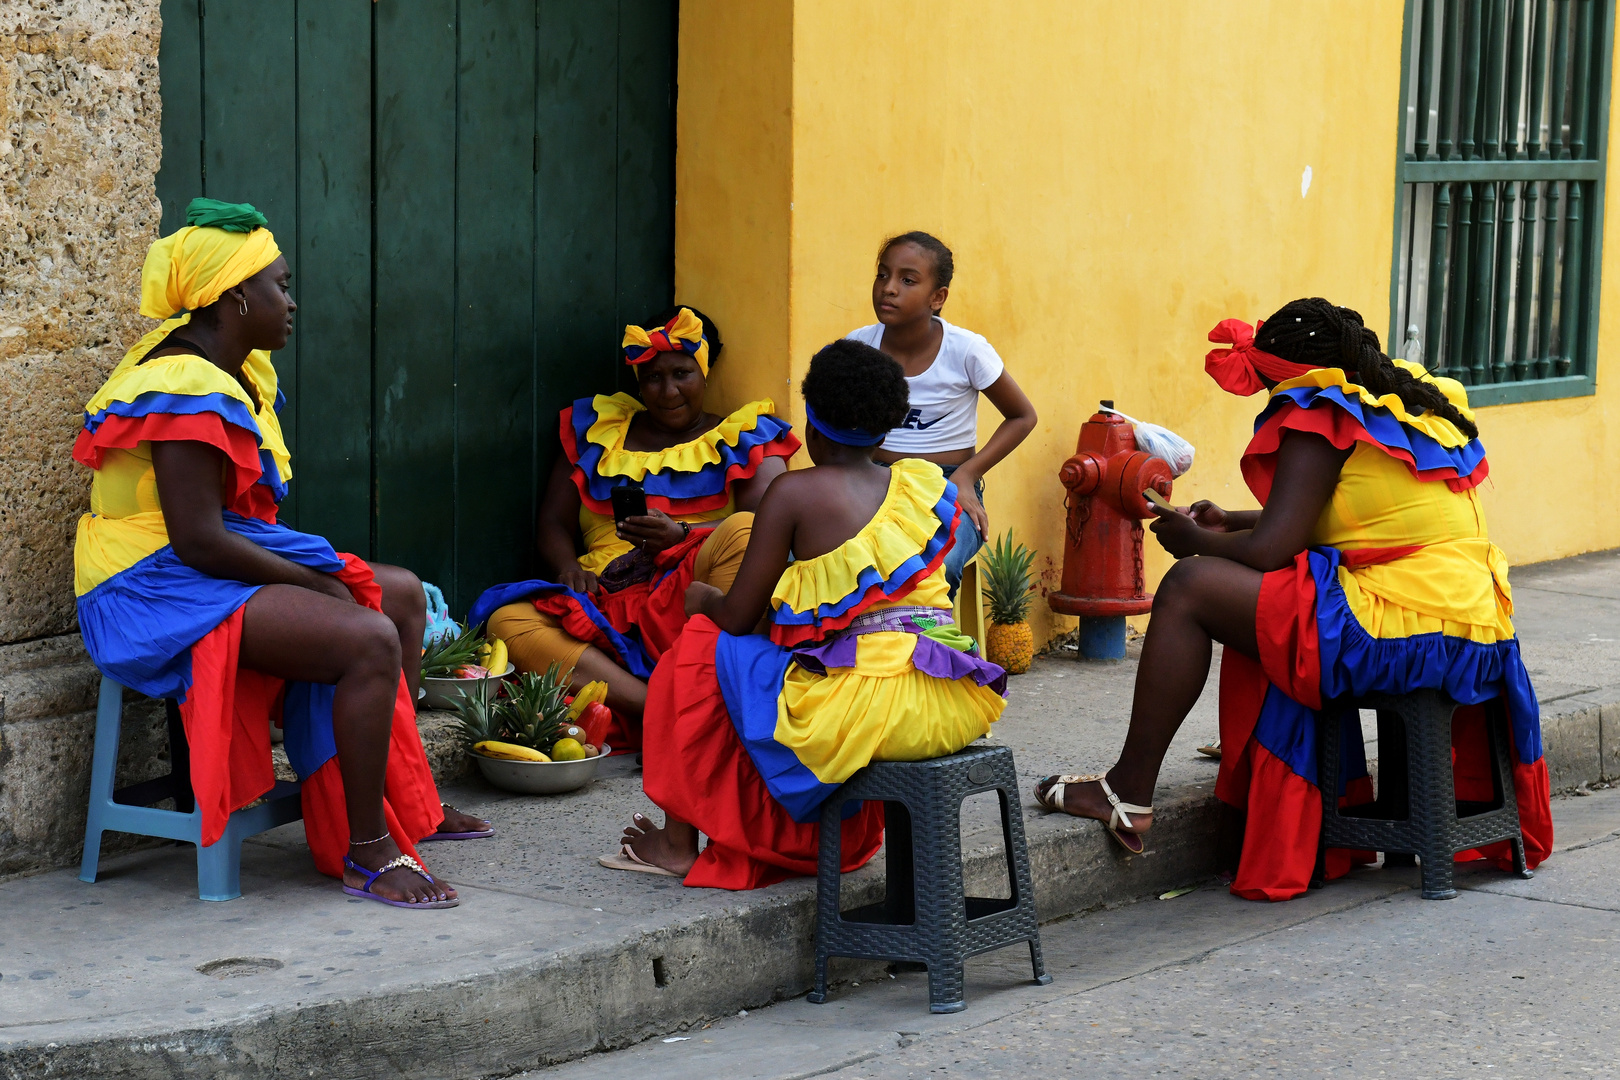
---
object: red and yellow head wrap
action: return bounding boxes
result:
[621,307,709,378]
[1204,318,1316,396]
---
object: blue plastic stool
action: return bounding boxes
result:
[79,676,303,901]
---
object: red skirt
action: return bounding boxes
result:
[642,616,885,890]
[179,554,443,879]
[1218,549,1554,902]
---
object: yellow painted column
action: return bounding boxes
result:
[674,0,798,423]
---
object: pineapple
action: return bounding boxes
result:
[452,662,573,757]
[980,529,1036,675]
[421,619,488,678]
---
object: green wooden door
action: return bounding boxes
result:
[156,0,676,611]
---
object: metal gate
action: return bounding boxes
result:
[156,0,676,610]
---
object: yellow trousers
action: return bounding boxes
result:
[488,512,753,677]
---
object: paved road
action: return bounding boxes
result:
[524,787,1620,1080]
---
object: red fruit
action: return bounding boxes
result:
[577,702,613,746]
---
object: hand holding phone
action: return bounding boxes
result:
[611,484,648,525]
[1143,487,1175,514]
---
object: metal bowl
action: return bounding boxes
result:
[419,663,515,710]
[469,744,610,795]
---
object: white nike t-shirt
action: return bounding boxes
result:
[844,317,1005,454]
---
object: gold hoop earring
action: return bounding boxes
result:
[239,297,248,316]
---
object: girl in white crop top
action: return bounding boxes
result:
[845,232,1037,596]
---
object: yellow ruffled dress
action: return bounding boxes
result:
[1216,363,1550,901]
[643,459,1008,889]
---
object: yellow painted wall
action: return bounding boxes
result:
[678,0,1620,647]
[674,0,796,419]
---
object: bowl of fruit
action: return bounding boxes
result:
[420,622,514,710]
[453,663,615,795]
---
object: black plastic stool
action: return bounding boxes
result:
[1314,688,1532,900]
[807,743,1050,1013]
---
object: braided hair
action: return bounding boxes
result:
[1256,298,1479,441]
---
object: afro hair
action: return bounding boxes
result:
[800,339,910,436]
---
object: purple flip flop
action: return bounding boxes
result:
[421,828,494,841]
[419,802,495,842]
[342,854,459,909]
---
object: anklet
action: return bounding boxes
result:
[350,832,391,846]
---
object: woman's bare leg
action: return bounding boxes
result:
[372,562,426,699]
[369,562,488,837]
[239,584,454,905]
[621,812,700,877]
[1039,556,1264,829]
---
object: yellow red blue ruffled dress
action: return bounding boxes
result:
[1218,363,1553,901]
[73,326,442,879]
[467,393,800,747]
[643,459,1009,890]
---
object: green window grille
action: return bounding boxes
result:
[1390,0,1616,406]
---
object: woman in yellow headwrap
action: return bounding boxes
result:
[75,198,486,910]
[468,307,800,753]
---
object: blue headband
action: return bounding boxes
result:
[804,402,887,447]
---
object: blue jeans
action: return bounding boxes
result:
[940,467,985,602]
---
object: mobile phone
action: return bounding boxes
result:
[1143,488,1174,512]
[611,484,648,524]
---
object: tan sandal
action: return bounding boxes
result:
[1196,741,1222,760]
[597,844,682,878]
[1035,774,1152,855]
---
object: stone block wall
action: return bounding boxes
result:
[1,0,162,642]
[0,1,165,878]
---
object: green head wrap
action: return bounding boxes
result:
[185,197,269,234]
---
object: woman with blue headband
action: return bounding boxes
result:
[73,199,486,910]
[468,307,799,753]
[600,340,1007,887]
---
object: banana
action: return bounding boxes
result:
[567,680,609,721]
[486,637,508,677]
[474,739,550,762]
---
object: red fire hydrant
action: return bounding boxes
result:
[1048,401,1174,659]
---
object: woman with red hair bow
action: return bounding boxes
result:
[1033,297,1553,901]
[469,308,799,750]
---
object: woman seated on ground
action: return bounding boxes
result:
[74,199,487,910]
[468,308,798,752]
[603,340,1008,888]
[1034,298,1554,901]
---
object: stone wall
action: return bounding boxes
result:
[0,1,165,878]
[0,0,162,643]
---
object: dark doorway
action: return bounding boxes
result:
[156,0,677,610]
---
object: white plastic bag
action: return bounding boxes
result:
[1102,407,1195,478]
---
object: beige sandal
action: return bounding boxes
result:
[1035,774,1153,855]
[597,844,682,878]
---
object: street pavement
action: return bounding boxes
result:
[523,786,1620,1080]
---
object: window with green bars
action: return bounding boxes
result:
[1391,0,1615,406]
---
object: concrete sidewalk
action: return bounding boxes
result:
[527,784,1620,1080]
[1,549,1617,1080]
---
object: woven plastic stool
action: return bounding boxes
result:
[79,676,303,901]
[807,743,1050,1013]
[1313,688,1532,900]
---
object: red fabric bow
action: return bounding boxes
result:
[1205,318,1317,396]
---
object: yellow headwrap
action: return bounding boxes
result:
[621,307,710,378]
[139,224,282,320]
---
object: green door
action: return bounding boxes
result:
[156,0,676,611]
